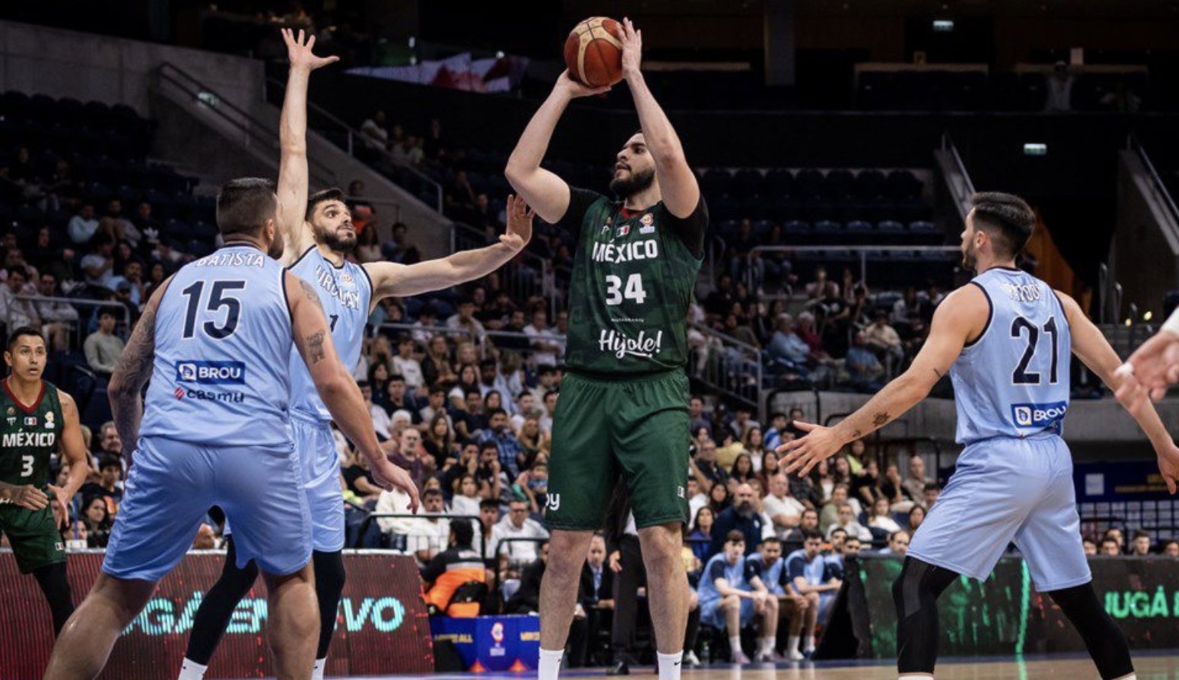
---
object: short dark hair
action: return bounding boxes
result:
[479,498,499,511]
[6,265,27,279]
[802,528,824,542]
[480,441,499,455]
[6,326,45,351]
[830,527,848,539]
[725,530,746,545]
[429,384,447,396]
[451,518,474,548]
[761,536,781,547]
[1133,529,1151,540]
[423,488,443,499]
[388,373,406,383]
[99,456,121,472]
[487,407,507,420]
[969,191,1035,258]
[923,483,941,493]
[217,178,277,238]
[306,187,346,222]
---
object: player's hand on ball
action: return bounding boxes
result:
[372,459,421,513]
[501,194,534,251]
[3,484,49,511]
[281,28,339,72]
[777,420,843,477]
[556,70,612,98]
[619,17,643,79]
[46,483,69,530]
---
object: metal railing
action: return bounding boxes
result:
[745,245,960,291]
[1128,133,1179,228]
[451,222,558,318]
[354,512,484,554]
[154,62,337,188]
[940,132,976,215]
[266,76,444,213]
[8,294,131,340]
[688,323,762,415]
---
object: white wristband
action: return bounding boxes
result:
[1162,308,1179,339]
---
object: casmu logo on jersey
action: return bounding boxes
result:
[1011,401,1068,428]
[599,329,663,359]
[176,361,246,385]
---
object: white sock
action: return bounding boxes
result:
[312,658,326,680]
[729,635,742,655]
[177,660,207,680]
[898,675,935,680]
[539,648,563,680]
[803,635,815,652]
[657,651,683,680]
[787,635,800,653]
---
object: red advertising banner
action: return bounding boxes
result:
[0,551,433,679]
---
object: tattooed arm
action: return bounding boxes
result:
[779,285,987,476]
[285,272,420,510]
[109,277,172,466]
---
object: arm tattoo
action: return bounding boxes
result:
[933,368,943,378]
[299,279,324,311]
[305,330,326,365]
[851,430,863,440]
[112,302,158,394]
[872,412,891,428]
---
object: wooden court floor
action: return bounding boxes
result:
[372,654,1179,680]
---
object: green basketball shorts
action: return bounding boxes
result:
[546,369,691,531]
[0,504,66,574]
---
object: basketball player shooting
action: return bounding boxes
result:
[778,192,1179,680]
[506,17,709,680]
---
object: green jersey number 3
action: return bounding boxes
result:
[605,274,648,306]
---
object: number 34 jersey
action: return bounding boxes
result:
[140,245,295,448]
[950,267,1072,445]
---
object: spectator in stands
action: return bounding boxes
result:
[763,472,805,540]
[360,110,389,150]
[108,261,145,313]
[406,488,450,565]
[783,509,820,546]
[68,202,101,245]
[387,425,434,491]
[392,335,424,391]
[504,539,549,614]
[863,311,904,372]
[102,199,140,248]
[898,311,928,357]
[1100,537,1121,556]
[515,462,549,515]
[729,453,756,488]
[492,499,549,568]
[0,265,38,331]
[79,495,112,548]
[385,373,421,424]
[805,266,839,301]
[923,482,941,509]
[83,307,124,377]
[1083,539,1098,556]
[883,530,909,557]
[699,530,779,664]
[475,442,505,504]
[80,235,115,291]
[868,497,902,534]
[907,504,925,533]
[446,296,486,344]
[786,529,839,651]
[826,503,872,542]
[524,308,560,367]
[1104,527,1125,553]
[451,474,481,518]
[1130,530,1152,556]
[845,332,884,391]
[358,381,392,440]
[767,314,810,370]
[570,534,614,667]
[1163,540,1179,558]
[689,396,713,440]
[819,483,850,535]
[34,272,76,352]
[902,453,930,503]
[421,519,485,617]
[422,414,455,468]
[80,456,123,519]
[475,498,500,559]
[478,408,522,477]
[341,448,383,506]
[708,483,765,559]
[686,476,708,526]
[355,222,382,263]
[1045,62,1074,112]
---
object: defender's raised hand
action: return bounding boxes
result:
[281,28,339,72]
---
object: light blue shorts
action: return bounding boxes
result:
[908,434,1090,592]
[103,436,311,582]
[293,414,345,553]
[701,596,755,630]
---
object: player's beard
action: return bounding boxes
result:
[316,223,357,254]
[610,165,655,198]
[961,240,978,271]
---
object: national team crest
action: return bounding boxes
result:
[341,273,354,285]
[24,417,37,426]
[616,224,631,238]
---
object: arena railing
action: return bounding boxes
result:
[452,221,560,319]
[352,512,484,555]
[688,323,762,417]
[744,245,961,293]
[10,294,132,342]
[375,323,476,345]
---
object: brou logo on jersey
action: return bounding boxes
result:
[176,361,246,385]
[1011,401,1068,428]
[599,329,663,359]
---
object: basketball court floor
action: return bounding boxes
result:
[339,653,1179,680]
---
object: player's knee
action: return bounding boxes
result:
[806,592,820,606]
[722,595,740,610]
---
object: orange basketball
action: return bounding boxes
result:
[564,17,625,88]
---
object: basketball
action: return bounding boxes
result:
[564,17,625,88]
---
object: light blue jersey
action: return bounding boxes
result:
[698,552,761,629]
[950,267,1071,444]
[139,245,293,447]
[747,553,786,595]
[286,247,373,421]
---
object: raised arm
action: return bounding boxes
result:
[1059,292,1179,491]
[618,18,700,218]
[778,285,985,476]
[505,75,609,223]
[286,271,419,511]
[108,277,172,464]
[364,194,533,304]
[49,392,90,529]
[275,29,338,264]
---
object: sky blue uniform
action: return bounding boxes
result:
[785,548,838,621]
[909,267,1089,591]
[104,245,310,582]
[285,246,373,552]
[746,552,787,596]
[699,552,762,629]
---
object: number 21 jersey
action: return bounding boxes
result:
[950,267,1071,444]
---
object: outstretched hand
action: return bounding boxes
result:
[501,194,534,251]
[1116,330,1179,409]
[619,17,643,79]
[776,420,845,477]
[281,28,339,72]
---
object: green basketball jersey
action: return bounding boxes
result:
[0,381,64,489]
[560,189,706,375]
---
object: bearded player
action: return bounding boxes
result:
[176,29,533,680]
[0,327,88,636]
[506,18,708,680]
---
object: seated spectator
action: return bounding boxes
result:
[687,506,715,563]
[845,332,884,390]
[405,488,451,565]
[475,498,500,560]
[842,535,863,557]
[385,373,421,424]
[748,537,811,661]
[783,509,821,548]
[708,483,765,559]
[504,540,549,614]
[83,307,124,377]
[686,476,709,527]
[569,534,615,668]
[1100,537,1121,556]
[786,529,842,634]
[446,296,487,344]
[867,497,902,534]
[35,272,78,351]
[81,235,116,291]
[386,426,434,491]
[358,381,392,440]
[341,448,384,506]
[902,452,930,503]
[80,456,123,519]
[451,474,481,518]
[819,484,851,535]
[729,453,756,487]
[763,472,806,540]
[514,462,549,514]
[68,202,101,245]
[923,482,941,509]
[1162,540,1179,558]
[0,266,39,332]
[474,441,506,501]
[1129,529,1152,556]
[79,495,112,548]
[882,530,910,557]
[766,314,810,371]
[421,519,485,617]
[1082,539,1098,556]
[863,310,903,367]
[392,335,424,391]
[478,408,522,477]
[491,498,549,569]
[360,110,389,150]
[1104,528,1125,553]
[698,530,779,664]
[907,504,926,534]
[691,439,729,491]
[825,503,872,542]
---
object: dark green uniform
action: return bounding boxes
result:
[0,381,66,573]
[547,188,706,531]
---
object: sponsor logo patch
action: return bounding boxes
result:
[1011,401,1068,428]
[176,360,246,385]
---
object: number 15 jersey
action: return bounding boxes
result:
[140,245,294,448]
[950,267,1072,445]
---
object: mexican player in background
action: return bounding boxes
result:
[0,327,89,635]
